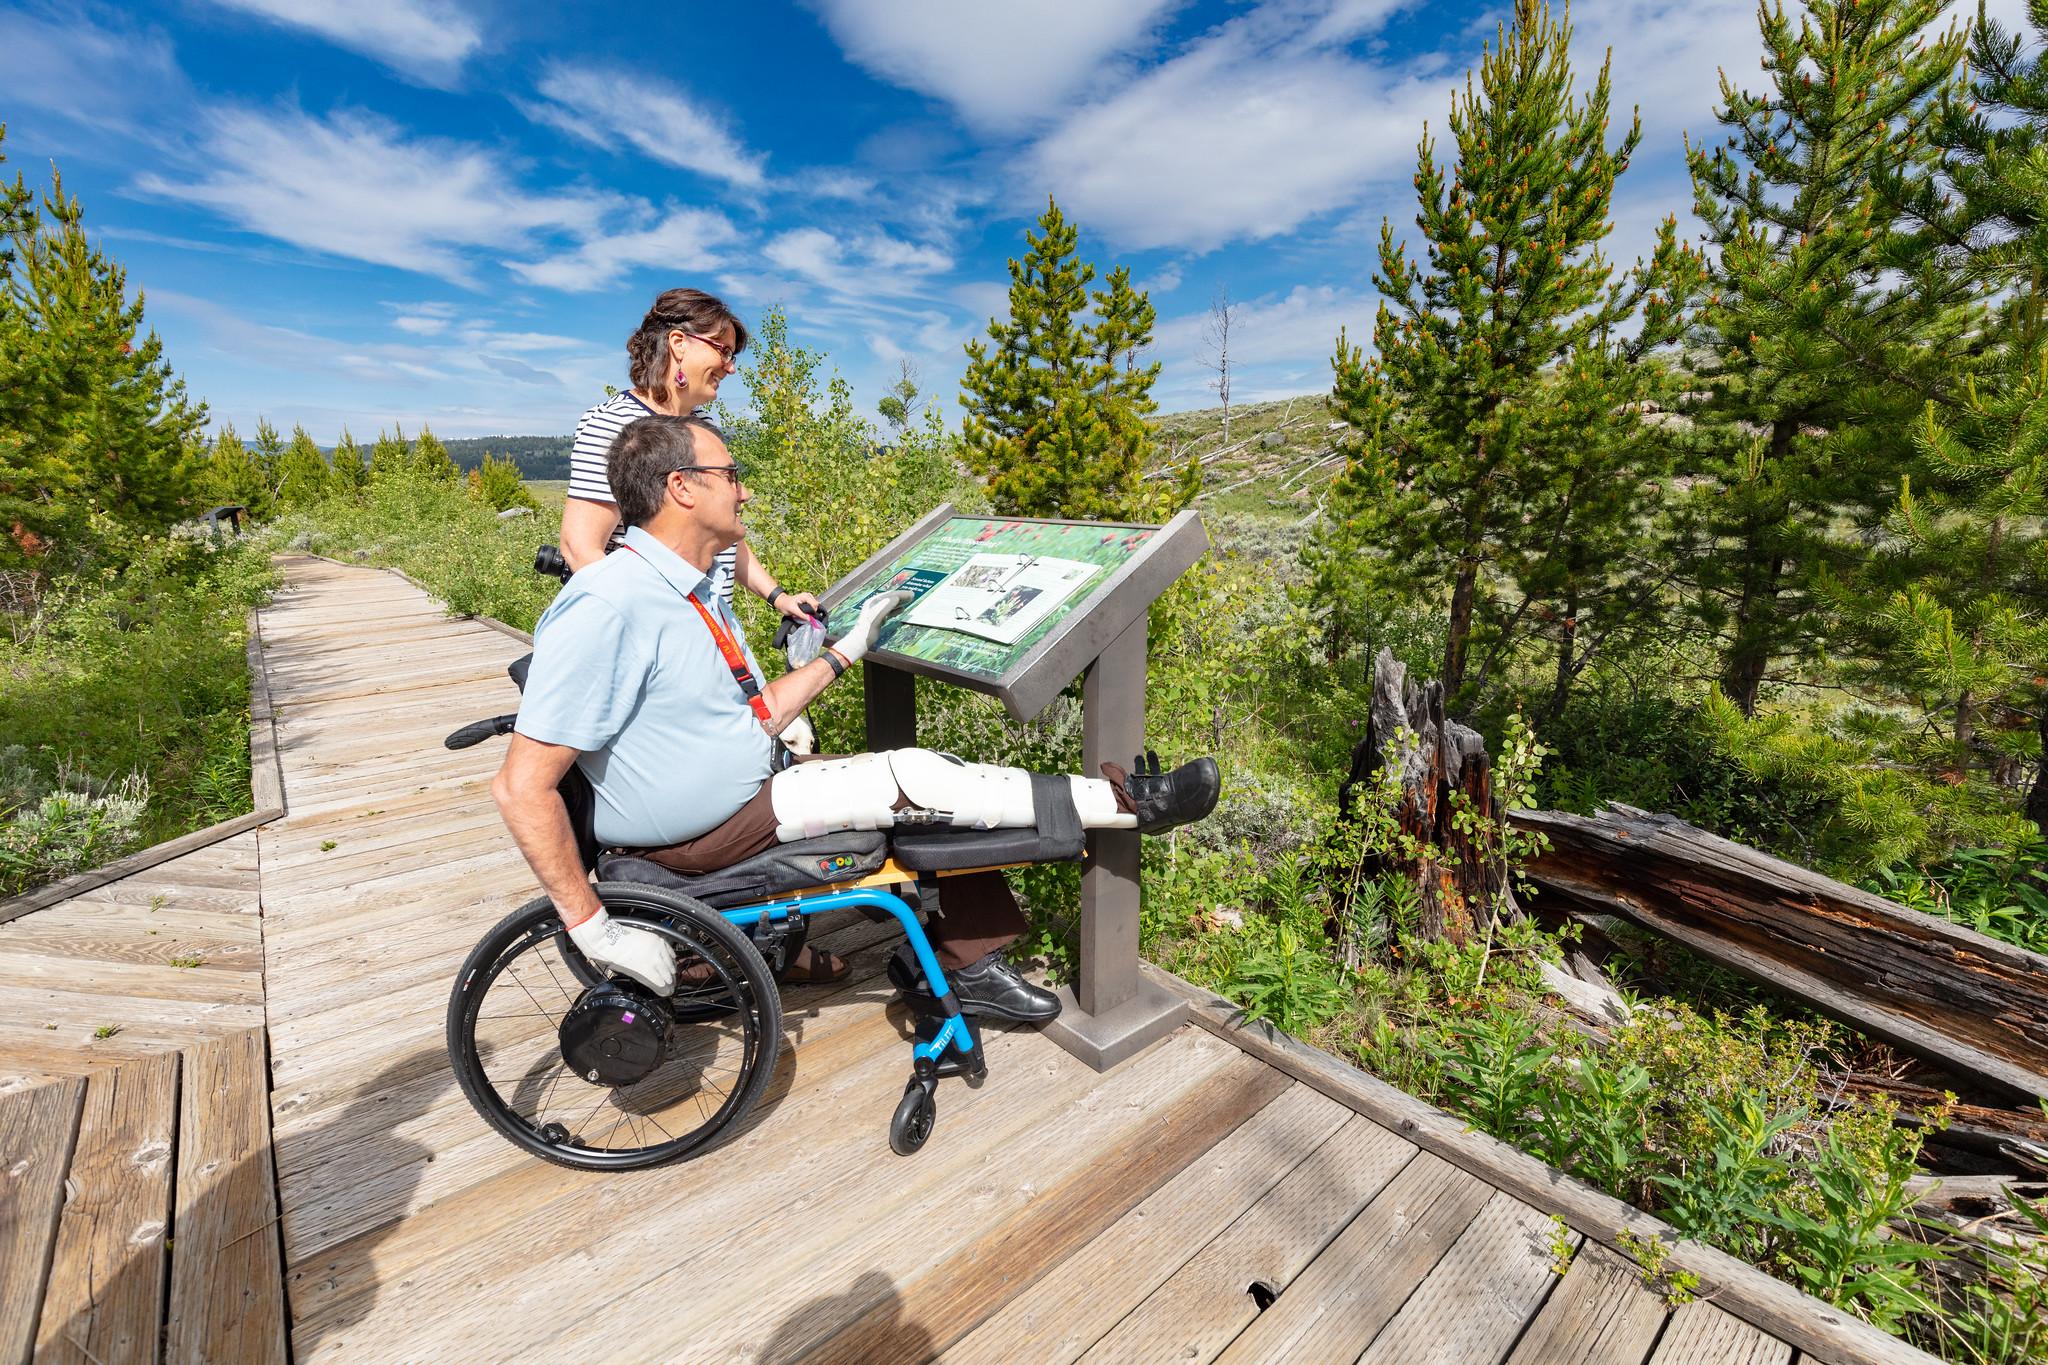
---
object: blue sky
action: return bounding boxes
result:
[0,0,2023,441]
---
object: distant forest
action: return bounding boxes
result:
[323,435,572,480]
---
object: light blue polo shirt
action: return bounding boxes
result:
[516,525,777,848]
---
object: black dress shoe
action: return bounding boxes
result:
[950,952,1062,1022]
[1125,752,1221,835]
[891,946,1062,1023]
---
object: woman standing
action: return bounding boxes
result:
[561,289,843,982]
[561,288,819,624]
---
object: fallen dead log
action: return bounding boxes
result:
[1837,1073,2048,1175]
[1513,804,2048,1103]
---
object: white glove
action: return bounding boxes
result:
[566,907,675,995]
[782,713,817,755]
[831,590,913,664]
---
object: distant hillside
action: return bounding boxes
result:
[1147,393,1344,522]
[445,435,572,480]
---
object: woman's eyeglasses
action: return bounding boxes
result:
[683,331,739,366]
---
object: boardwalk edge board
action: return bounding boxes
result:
[1146,963,1941,1365]
[0,607,288,925]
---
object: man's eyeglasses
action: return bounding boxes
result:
[671,462,746,488]
[683,331,739,366]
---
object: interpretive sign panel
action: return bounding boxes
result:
[821,506,1209,721]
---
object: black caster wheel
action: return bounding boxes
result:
[890,1081,937,1155]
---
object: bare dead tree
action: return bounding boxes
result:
[1201,287,1238,442]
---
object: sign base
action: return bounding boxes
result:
[1040,976,1189,1072]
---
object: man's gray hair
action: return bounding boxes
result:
[607,415,720,528]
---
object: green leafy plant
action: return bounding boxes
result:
[1218,921,1351,1035]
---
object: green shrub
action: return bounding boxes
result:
[0,522,271,893]
[0,756,149,891]
[1864,833,2048,953]
[468,453,539,512]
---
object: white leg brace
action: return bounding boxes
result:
[768,752,900,842]
[768,748,1132,843]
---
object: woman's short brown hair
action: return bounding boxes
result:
[626,288,749,408]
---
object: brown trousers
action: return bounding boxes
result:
[641,755,1025,970]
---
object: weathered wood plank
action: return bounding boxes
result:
[302,1027,1136,1360]
[164,1029,287,1365]
[1354,1191,1572,1363]
[533,1032,1243,1365]
[1515,806,2048,1100]
[1151,965,1937,1365]
[808,1058,1294,1363]
[1648,1300,1796,1365]
[0,1076,86,1362]
[285,1006,905,1338]
[943,1083,1352,1365]
[0,950,264,1006]
[1504,1242,1667,1365]
[36,1052,180,1365]
[1086,1116,1421,1364]
[1209,1152,1495,1365]
[0,814,275,925]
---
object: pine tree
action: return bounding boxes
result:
[203,423,269,516]
[274,424,331,506]
[0,131,205,559]
[330,428,367,493]
[1839,3,2048,834]
[1320,0,1702,707]
[368,427,409,483]
[411,425,459,481]
[467,452,536,511]
[252,418,285,498]
[960,198,1160,519]
[1680,0,1966,714]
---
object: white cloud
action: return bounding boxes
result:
[0,5,186,131]
[205,0,481,85]
[1303,0,1423,47]
[950,281,1012,325]
[762,227,953,299]
[524,63,767,189]
[1154,283,1374,393]
[152,288,618,436]
[783,168,878,202]
[387,301,456,335]
[506,210,742,293]
[1144,262,1186,295]
[808,0,1183,131]
[137,106,616,283]
[1024,29,1443,252]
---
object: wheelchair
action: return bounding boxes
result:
[441,657,1087,1171]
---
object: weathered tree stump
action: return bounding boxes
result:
[1335,648,1509,948]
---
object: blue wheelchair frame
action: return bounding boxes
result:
[719,881,978,1071]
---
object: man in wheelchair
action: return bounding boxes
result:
[491,413,1219,1026]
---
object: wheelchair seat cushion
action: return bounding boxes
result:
[889,826,1087,871]
[598,831,887,908]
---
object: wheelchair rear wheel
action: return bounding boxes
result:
[447,883,782,1170]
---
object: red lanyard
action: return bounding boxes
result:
[623,545,772,722]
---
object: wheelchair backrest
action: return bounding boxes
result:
[508,651,602,875]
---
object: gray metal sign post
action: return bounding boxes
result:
[822,505,1210,1071]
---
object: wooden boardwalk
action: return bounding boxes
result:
[0,554,1936,1363]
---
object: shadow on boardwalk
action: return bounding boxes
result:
[283,1049,446,1360]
